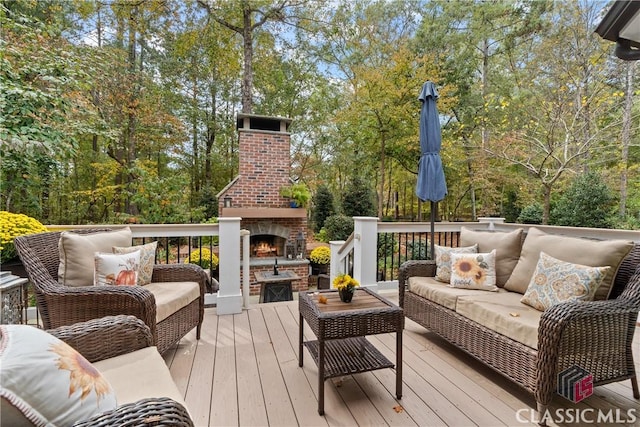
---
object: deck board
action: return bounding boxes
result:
[164,294,640,426]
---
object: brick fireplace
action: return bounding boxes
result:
[217,114,309,297]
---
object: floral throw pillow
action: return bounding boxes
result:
[449,250,498,291]
[520,252,610,311]
[434,244,478,283]
[94,250,140,286]
[0,325,117,426]
[113,241,157,285]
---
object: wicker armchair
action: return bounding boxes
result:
[46,315,194,427]
[15,229,206,354]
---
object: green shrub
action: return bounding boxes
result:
[342,176,376,217]
[550,172,615,228]
[517,204,543,224]
[312,185,335,232]
[324,214,354,241]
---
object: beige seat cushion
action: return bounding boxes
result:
[408,276,506,310]
[456,292,542,349]
[503,227,633,300]
[58,228,132,287]
[459,227,523,287]
[145,281,200,323]
[94,346,187,411]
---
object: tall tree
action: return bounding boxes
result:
[484,1,623,224]
[197,0,313,113]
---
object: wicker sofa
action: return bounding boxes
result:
[399,226,640,419]
[1,315,193,426]
[15,228,206,354]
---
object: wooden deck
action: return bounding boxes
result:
[163,292,640,427]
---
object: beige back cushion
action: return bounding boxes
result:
[503,227,633,299]
[58,228,132,287]
[459,227,523,287]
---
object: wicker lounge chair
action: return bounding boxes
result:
[14,229,206,354]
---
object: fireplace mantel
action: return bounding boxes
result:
[220,208,307,218]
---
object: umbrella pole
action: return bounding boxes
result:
[430,201,436,260]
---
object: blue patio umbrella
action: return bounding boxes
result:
[416,81,447,260]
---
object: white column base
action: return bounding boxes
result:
[215,294,243,315]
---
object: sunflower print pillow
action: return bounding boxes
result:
[434,244,478,283]
[449,249,498,291]
[0,325,117,426]
[520,252,609,311]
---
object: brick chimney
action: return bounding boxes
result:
[217,114,309,297]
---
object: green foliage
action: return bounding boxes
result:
[517,204,543,225]
[324,215,354,241]
[312,185,335,233]
[280,182,311,207]
[314,228,329,243]
[342,177,376,217]
[550,172,615,229]
[502,190,521,223]
[406,240,430,260]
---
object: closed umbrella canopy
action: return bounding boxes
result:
[416,81,447,260]
[416,81,447,203]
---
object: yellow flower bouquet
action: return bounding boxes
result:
[333,273,359,302]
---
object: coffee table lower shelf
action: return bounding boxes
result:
[304,336,394,380]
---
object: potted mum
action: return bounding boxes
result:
[0,211,48,277]
[309,246,330,275]
[185,248,220,287]
[333,273,359,303]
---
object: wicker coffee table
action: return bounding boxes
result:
[298,287,404,415]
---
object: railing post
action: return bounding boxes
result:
[217,217,243,315]
[353,217,379,291]
[329,240,345,287]
[478,217,505,231]
[241,229,250,309]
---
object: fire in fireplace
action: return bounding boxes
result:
[250,235,286,258]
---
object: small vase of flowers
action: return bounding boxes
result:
[333,273,359,303]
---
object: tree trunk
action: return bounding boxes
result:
[242,6,253,113]
[125,8,138,215]
[542,184,551,225]
[619,61,635,218]
[378,132,386,218]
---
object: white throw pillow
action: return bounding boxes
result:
[434,244,478,283]
[0,325,117,426]
[58,228,132,287]
[94,250,141,286]
[113,241,157,285]
[449,250,498,292]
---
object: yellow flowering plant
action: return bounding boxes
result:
[309,246,330,264]
[333,273,359,291]
[184,248,219,270]
[0,211,48,263]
